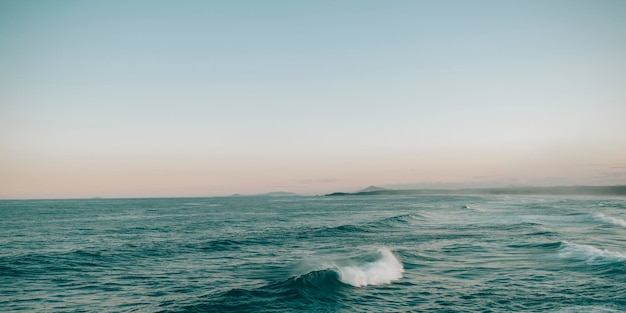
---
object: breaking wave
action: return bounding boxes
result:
[335,247,404,287]
[559,241,626,265]
[593,213,626,227]
[186,248,404,312]
[551,305,625,313]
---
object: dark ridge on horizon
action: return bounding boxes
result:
[357,185,387,193]
[228,191,301,197]
[326,185,626,197]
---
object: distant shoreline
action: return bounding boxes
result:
[325,185,626,197]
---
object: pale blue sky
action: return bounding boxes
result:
[1,1,625,198]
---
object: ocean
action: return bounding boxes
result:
[1,195,625,312]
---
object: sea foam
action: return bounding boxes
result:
[336,248,404,287]
[559,241,626,265]
[593,213,626,227]
[552,305,625,313]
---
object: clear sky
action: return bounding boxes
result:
[1,0,625,199]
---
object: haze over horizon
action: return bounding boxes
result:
[2,1,626,199]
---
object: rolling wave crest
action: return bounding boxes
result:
[335,248,404,287]
[593,213,626,227]
[559,241,626,265]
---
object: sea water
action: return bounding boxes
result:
[1,195,625,312]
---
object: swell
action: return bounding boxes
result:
[558,241,626,265]
[504,240,625,275]
[335,248,404,287]
[164,248,404,312]
[507,240,625,265]
[555,241,626,277]
[189,239,245,252]
[593,213,626,228]
[507,241,562,250]
[165,270,344,312]
[0,238,201,279]
[372,213,414,226]
[304,214,409,238]
[0,248,115,278]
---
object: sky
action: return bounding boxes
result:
[1,0,626,199]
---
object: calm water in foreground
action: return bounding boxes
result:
[1,195,625,312]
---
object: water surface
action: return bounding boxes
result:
[1,195,625,312]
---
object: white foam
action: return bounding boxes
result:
[593,213,626,227]
[336,248,404,287]
[559,241,626,265]
[551,305,623,313]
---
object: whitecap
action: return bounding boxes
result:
[559,241,626,265]
[336,248,404,287]
[593,213,626,227]
[551,305,624,313]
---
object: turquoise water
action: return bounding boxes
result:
[1,195,625,312]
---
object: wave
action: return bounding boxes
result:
[255,248,404,293]
[335,248,404,287]
[367,213,432,229]
[271,248,405,291]
[294,247,404,288]
[179,248,403,312]
[551,305,625,313]
[375,214,413,225]
[300,224,372,240]
[593,213,626,227]
[507,241,562,250]
[197,239,243,251]
[559,241,626,265]
[177,269,345,313]
[301,214,423,240]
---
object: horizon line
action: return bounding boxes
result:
[2,184,626,201]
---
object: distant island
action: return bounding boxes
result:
[326,185,626,197]
[357,185,387,193]
[229,191,300,197]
